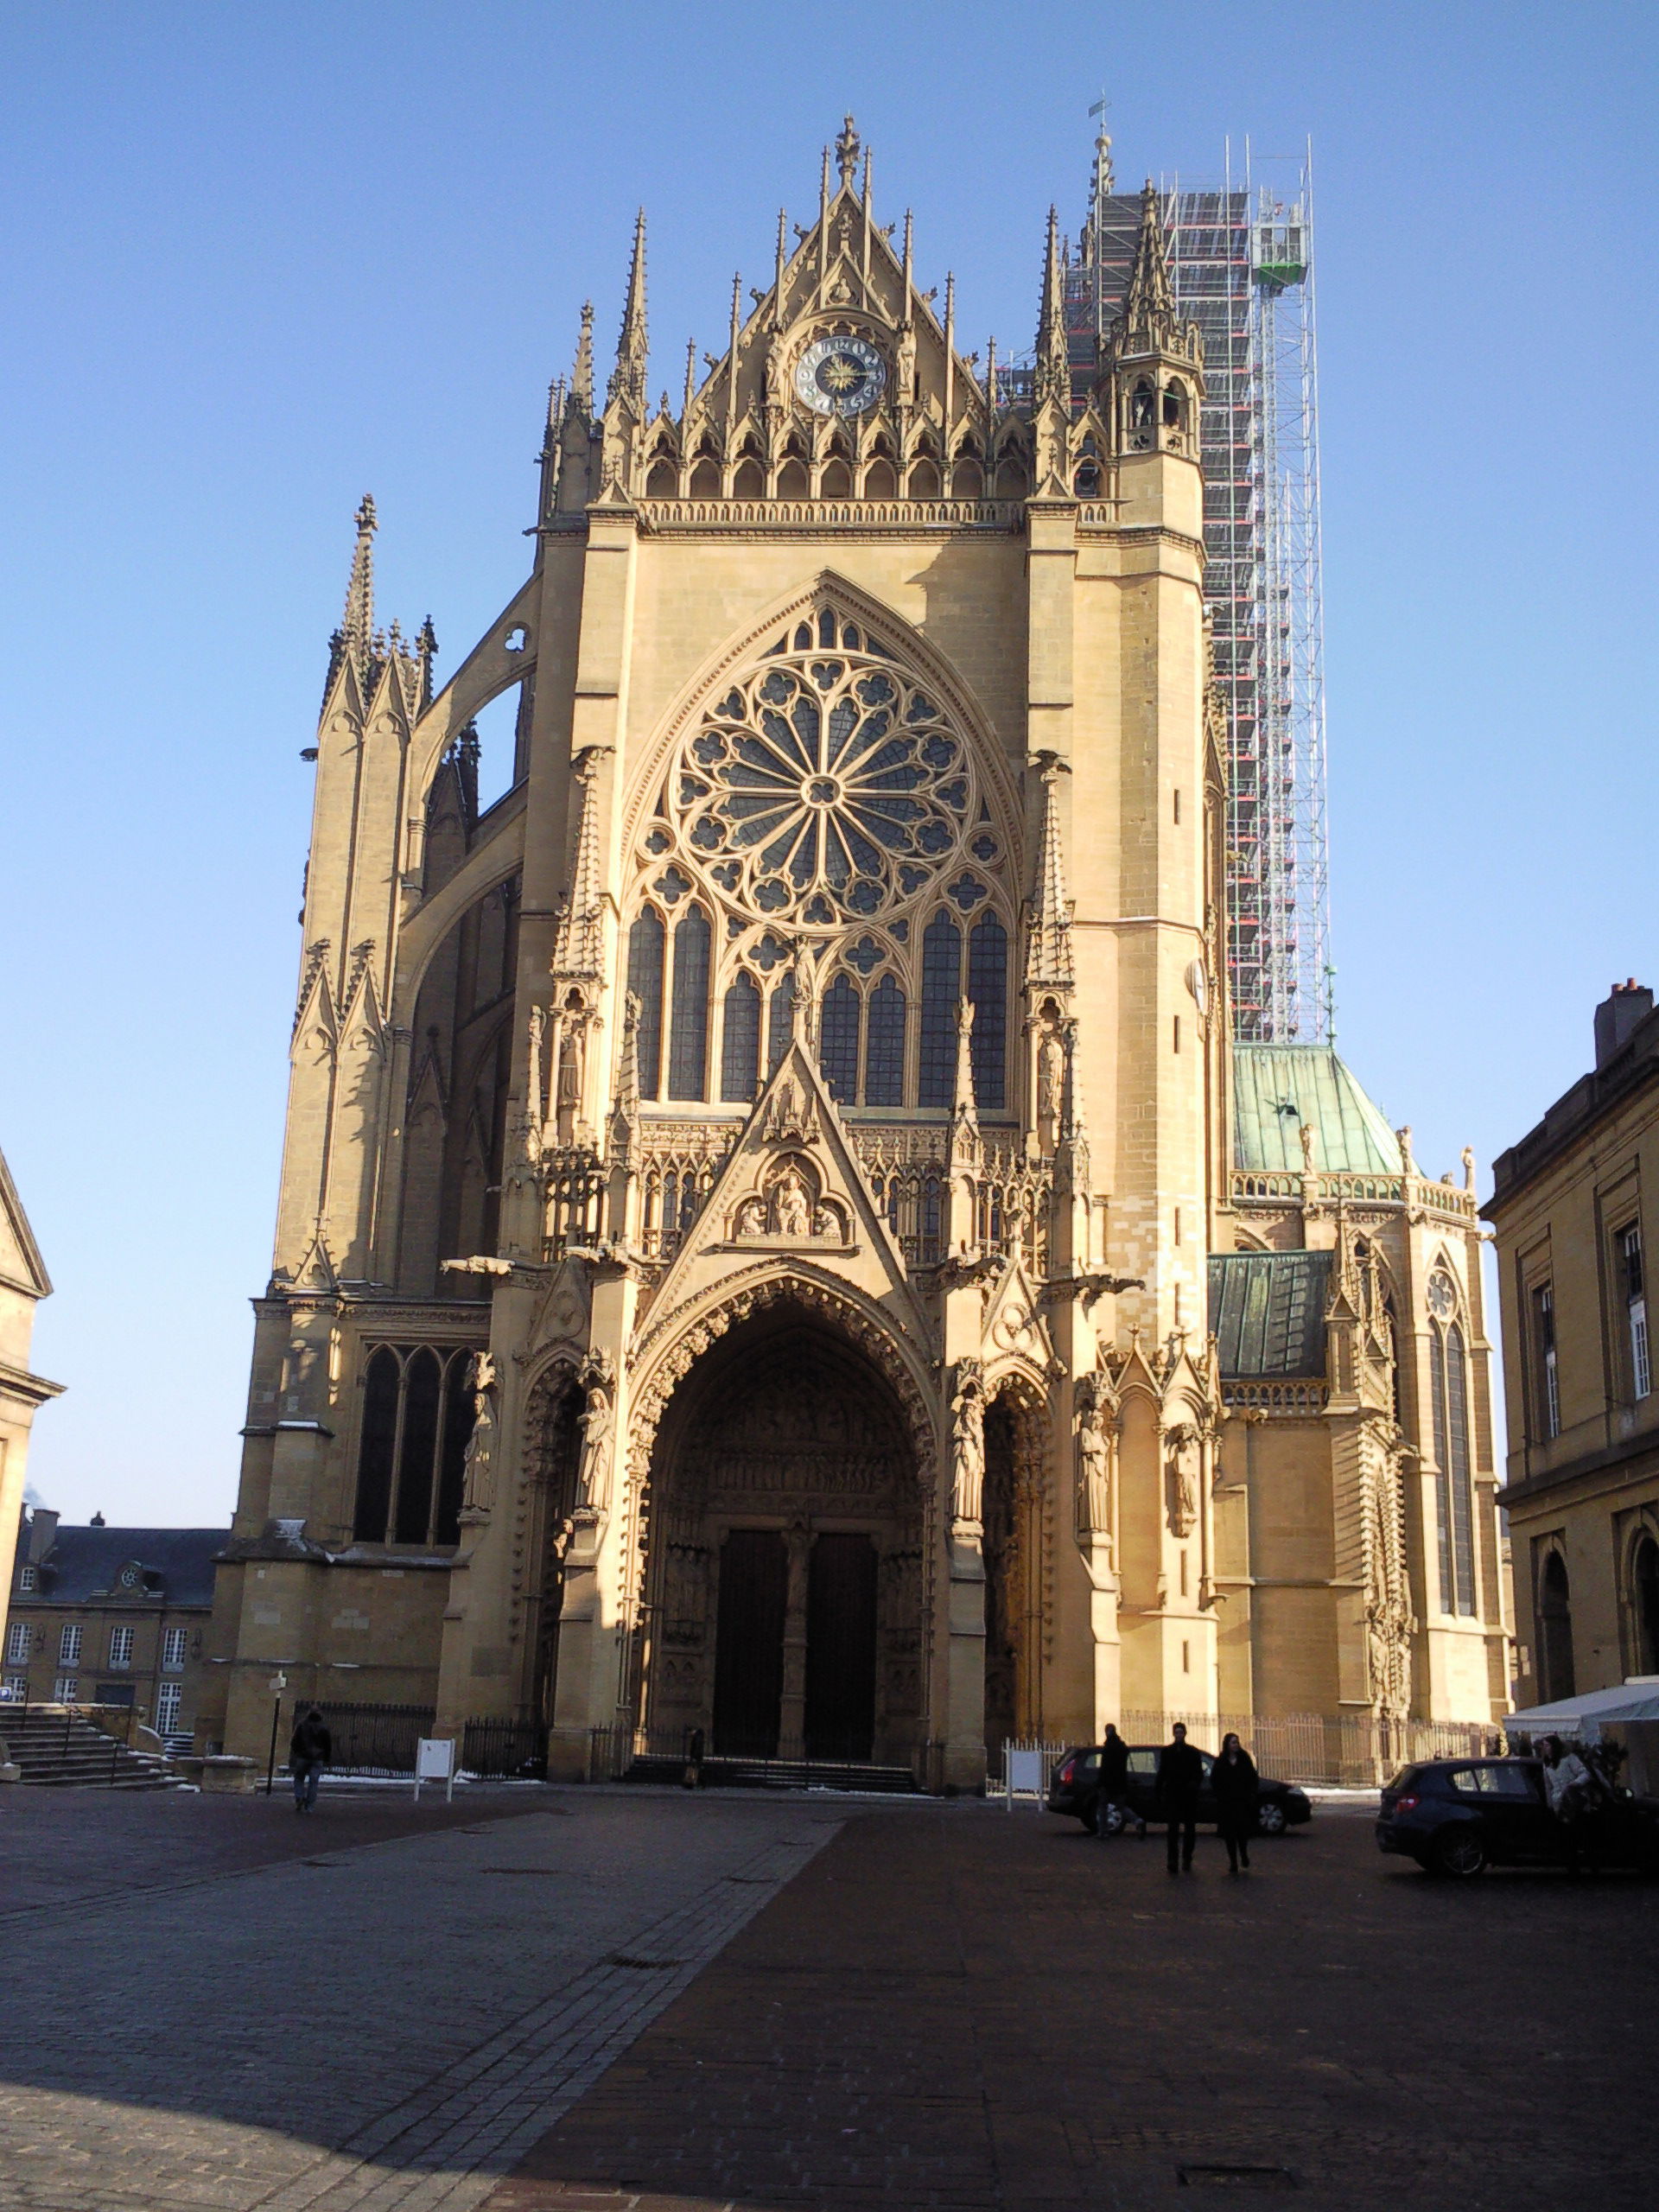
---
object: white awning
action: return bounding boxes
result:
[1505,1678,1659,1736]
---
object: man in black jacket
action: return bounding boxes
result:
[289,1707,332,1814]
[1096,1723,1146,1838]
[1157,1722,1205,1872]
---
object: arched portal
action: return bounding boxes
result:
[639,1303,925,1766]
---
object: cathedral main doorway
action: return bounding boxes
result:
[640,1304,925,1767]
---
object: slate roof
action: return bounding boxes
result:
[1233,1046,1400,1175]
[1208,1250,1332,1378]
[22,1526,226,1607]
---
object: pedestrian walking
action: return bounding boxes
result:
[1095,1723,1146,1838]
[1541,1732,1599,1873]
[1211,1731,1259,1872]
[289,1706,332,1814]
[1157,1721,1205,1873]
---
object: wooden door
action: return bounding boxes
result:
[804,1533,878,1762]
[712,1529,787,1757]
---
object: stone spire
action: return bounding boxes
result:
[1025,753,1076,992]
[1122,181,1177,350]
[339,494,376,675]
[550,748,607,982]
[1034,206,1071,409]
[608,210,648,415]
[571,300,594,412]
[835,113,860,190]
[951,996,980,1152]
[416,616,437,712]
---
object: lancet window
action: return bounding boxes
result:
[623,601,1013,1115]
[353,1344,479,1549]
[1427,1271,1477,1617]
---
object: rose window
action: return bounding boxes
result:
[664,645,974,925]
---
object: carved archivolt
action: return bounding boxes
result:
[626,1268,938,1506]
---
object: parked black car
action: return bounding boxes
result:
[1046,1743,1313,1836]
[1376,1756,1659,1878]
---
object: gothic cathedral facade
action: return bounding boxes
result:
[203,125,1509,1783]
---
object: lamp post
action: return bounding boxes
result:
[264,1672,287,1796]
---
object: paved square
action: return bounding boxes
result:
[3,1787,1655,2212]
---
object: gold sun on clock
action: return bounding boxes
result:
[794,334,886,417]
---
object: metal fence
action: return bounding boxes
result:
[316,1702,435,1777]
[461,1717,548,1781]
[1118,1709,1503,1786]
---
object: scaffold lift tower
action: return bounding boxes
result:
[1067,119,1332,1042]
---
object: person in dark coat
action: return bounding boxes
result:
[289,1707,332,1814]
[1211,1731,1259,1872]
[1157,1722,1205,1872]
[1096,1723,1145,1838]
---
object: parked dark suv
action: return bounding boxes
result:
[1376,1757,1659,1878]
[1046,1744,1313,1837]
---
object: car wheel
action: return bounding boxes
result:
[1430,1827,1487,1878]
[1255,1800,1288,1838]
[1091,1799,1126,1836]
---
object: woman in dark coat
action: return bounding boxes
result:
[1211,1732,1259,1872]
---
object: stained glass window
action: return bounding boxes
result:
[667,907,712,1099]
[967,914,1007,1112]
[918,912,961,1107]
[865,976,906,1106]
[820,975,861,1103]
[626,911,665,1100]
[767,972,795,1074]
[354,1346,400,1542]
[721,974,761,1102]
[1446,1324,1475,1615]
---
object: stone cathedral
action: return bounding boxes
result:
[203,124,1509,1782]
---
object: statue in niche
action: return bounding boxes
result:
[774,1166,811,1241]
[812,1204,838,1242]
[735,1195,767,1239]
[461,1351,499,1512]
[1075,1375,1112,1541]
[1166,1422,1198,1538]
[575,1353,616,1516]
[950,1364,986,1529]
[1036,1020,1065,1154]
[556,1016,584,1137]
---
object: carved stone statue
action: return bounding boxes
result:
[575,1354,616,1516]
[735,1194,767,1238]
[1165,1422,1198,1537]
[1036,1022,1065,1154]
[461,1351,499,1513]
[950,1363,986,1530]
[774,1166,811,1241]
[1075,1375,1112,1541]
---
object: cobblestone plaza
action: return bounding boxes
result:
[0,1786,1655,2212]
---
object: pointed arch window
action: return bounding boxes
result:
[721,974,761,1102]
[865,976,906,1106]
[353,1344,476,1548]
[626,911,665,1100]
[967,914,1007,1111]
[667,906,712,1099]
[918,912,961,1107]
[1429,1297,1477,1617]
[820,974,861,1103]
[767,971,795,1074]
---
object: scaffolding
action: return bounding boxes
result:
[1067,140,1332,1042]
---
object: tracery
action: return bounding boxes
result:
[626,601,1014,1114]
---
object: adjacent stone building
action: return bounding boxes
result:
[200,124,1507,1782]
[0,1146,61,1609]
[1486,982,1659,1709]
[4,1508,221,1744]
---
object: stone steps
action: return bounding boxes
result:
[626,1752,918,1795]
[0,1709,191,1790]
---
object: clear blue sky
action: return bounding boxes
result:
[2,2,1654,1527]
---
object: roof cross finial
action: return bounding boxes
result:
[836,113,860,189]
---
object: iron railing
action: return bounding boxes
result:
[315,1702,435,1777]
[461,1716,549,1781]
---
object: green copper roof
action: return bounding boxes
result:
[1208,1251,1332,1378]
[1232,1046,1401,1175]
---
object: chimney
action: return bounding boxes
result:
[26,1509,60,1563]
[1594,979,1654,1070]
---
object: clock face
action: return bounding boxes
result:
[794,334,886,418]
[1427,1271,1458,1323]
